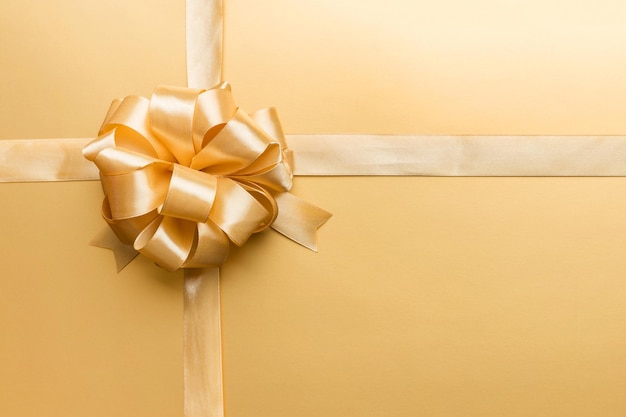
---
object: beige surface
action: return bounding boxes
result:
[224,0,626,135]
[2,1,626,416]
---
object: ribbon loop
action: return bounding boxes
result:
[134,216,197,272]
[150,85,202,166]
[210,178,271,246]
[101,165,169,219]
[193,85,237,151]
[185,221,229,268]
[191,109,275,173]
[161,164,217,223]
[250,107,287,148]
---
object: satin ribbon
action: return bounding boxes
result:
[81,78,330,417]
[184,268,224,417]
[186,0,222,89]
[6,135,626,181]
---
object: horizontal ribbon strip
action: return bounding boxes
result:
[3,135,626,181]
[0,138,99,182]
[291,135,626,176]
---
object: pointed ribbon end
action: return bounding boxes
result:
[90,227,139,272]
[271,192,332,252]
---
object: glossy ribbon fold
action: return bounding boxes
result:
[83,82,331,272]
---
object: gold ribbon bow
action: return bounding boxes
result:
[83,82,331,272]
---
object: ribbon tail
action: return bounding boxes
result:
[184,267,225,417]
[271,192,332,252]
[90,227,139,272]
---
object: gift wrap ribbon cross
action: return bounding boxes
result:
[3,0,626,416]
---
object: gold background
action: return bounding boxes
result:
[2,1,626,416]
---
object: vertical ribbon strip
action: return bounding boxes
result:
[186,0,223,89]
[184,268,224,417]
[83,76,330,416]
